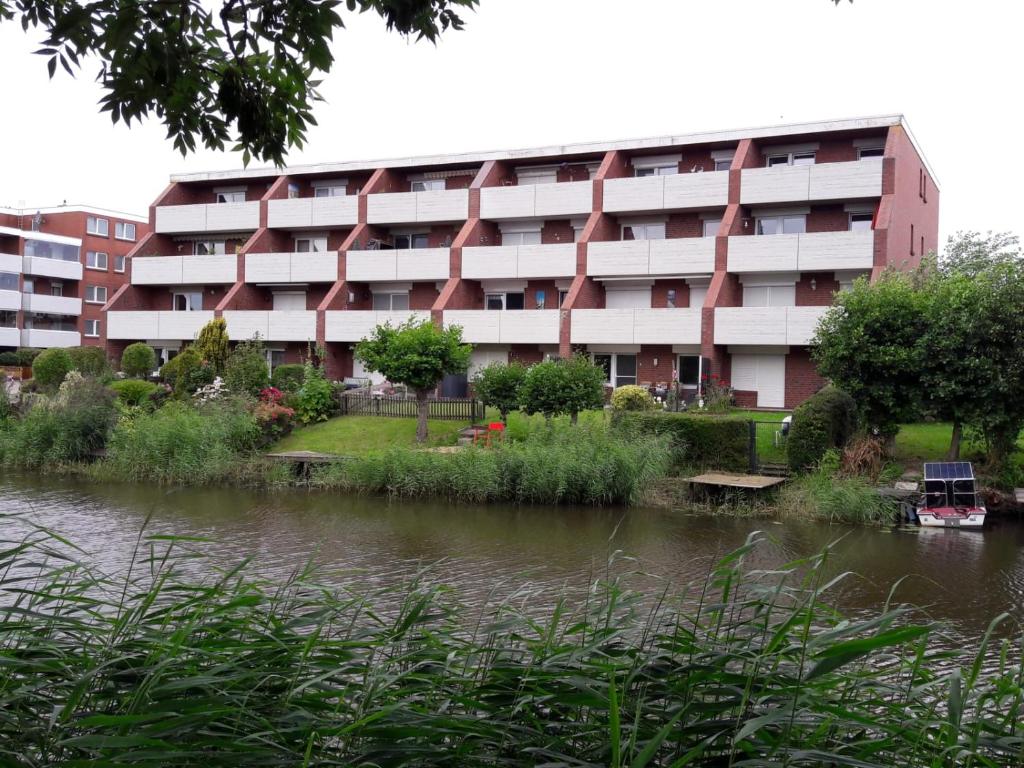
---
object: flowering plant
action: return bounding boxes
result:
[193,376,228,404]
[259,386,284,405]
[253,401,295,442]
[699,372,734,413]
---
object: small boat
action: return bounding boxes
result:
[915,462,987,529]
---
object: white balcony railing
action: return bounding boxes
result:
[443,310,560,345]
[107,310,215,340]
[586,238,715,277]
[367,189,469,224]
[23,294,83,316]
[0,253,22,274]
[713,306,829,346]
[461,243,576,280]
[132,254,238,285]
[20,329,80,348]
[155,202,260,233]
[0,327,19,347]
[0,289,21,312]
[267,196,358,228]
[727,230,874,273]
[570,308,701,345]
[603,172,729,213]
[740,158,883,205]
[346,248,450,282]
[245,252,338,283]
[479,181,593,219]
[22,256,82,281]
[325,310,430,342]
[223,310,316,342]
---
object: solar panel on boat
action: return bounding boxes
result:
[923,462,974,481]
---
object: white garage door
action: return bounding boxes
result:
[731,354,786,408]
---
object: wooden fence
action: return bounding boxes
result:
[339,393,485,421]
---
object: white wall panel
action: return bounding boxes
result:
[22,329,80,348]
[346,252,398,281]
[727,235,800,272]
[515,243,576,278]
[155,204,206,233]
[648,238,716,274]
[204,202,259,232]
[534,180,592,217]
[808,158,883,200]
[0,289,21,311]
[0,253,22,273]
[786,306,829,345]
[740,165,811,205]
[324,310,429,341]
[797,231,873,271]
[269,310,317,341]
[24,294,82,315]
[714,307,788,345]
[662,171,729,208]
[367,192,417,224]
[311,196,358,227]
[23,256,83,281]
[108,311,160,339]
[395,248,450,281]
[480,185,535,219]
[267,198,313,228]
[603,176,664,213]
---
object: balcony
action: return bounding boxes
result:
[23,256,82,281]
[570,308,701,345]
[223,310,317,342]
[727,231,874,273]
[346,248,450,282]
[107,310,215,340]
[587,238,715,277]
[0,253,21,274]
[461,243,576,280]
[479,181,592,219]
[713,306,829,346]
[325,310,431,342]
[267,196,358,228]
[245,252,337,283]
[0,290,20,311]
[443,310,560,345]
[132,254,238,285]
[740,159,883,205]
[21,329,80,348]
[0,327,19,347]
[367,189,469,224]
[23,294,83,316]
[603,172,728,213]
[155,202,260,234]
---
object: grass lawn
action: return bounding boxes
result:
[271,416,469,456]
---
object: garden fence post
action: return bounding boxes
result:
[748,421,758,474]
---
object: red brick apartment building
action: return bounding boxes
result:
[107,115,937,408]
[0,205,148,350]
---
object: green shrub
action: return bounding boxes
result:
[121,342,157,378]
[224,340,269,396]
[159,347,203,396]
[612,410,749,471]
[270,363,305,392]
[0,351,20,366]
[472,361,527,422]
[15,348,41,366]
[519,356,605,422]
[779,469,896,525]
[610,384,656,411]
[67,346,109,377]
[294,363,334,424]
[32,348,73,391]
[787,386,858,472]
[195,317,230,374]
[110,379,159,407]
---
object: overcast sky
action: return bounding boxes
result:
[0,0,1019,243]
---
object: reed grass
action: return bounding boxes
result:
[1,523,1022,766]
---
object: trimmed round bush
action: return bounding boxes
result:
[270,363,306,393]
[787,387,858,472]
[68,346,109,377]
[224,341,269,396]
[611,384,656,411]
[110,379,159,407]
[16,348,42,367]
[121,343,157,379]
[32,348,73,391]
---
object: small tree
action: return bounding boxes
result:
[472,361,526,424]
[32,348,73,391]
[121,342,157,379]
[195,318,230,374]
[67,346,110,378]
[355,320,472,443]
[224,338,270,396]
[519,356,605,424]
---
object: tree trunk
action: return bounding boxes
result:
[947,420,963,460]
[415,389,429,444]
[570,410,579,425]
[500,409,508,425]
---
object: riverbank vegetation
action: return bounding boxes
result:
[2,526,1022,767]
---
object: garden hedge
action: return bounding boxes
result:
[787,386,857,471]
[270,363,306,392]
[611,411,749,471]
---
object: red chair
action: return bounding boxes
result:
[485,421,505,447]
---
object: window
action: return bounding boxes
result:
[313,183,347,198]
[558,289,568,307]
[666,289,677,309]
[756,214,806,235]
[0,310,16,328]
[85,319,100,338]
[910,224,915,255]
[288,183,300,199]
[393,234,430,249]
[50,283,63,297]
[215,189,246,203]
[86,251,108,270]
[24,239,79,262]
[622,222,666,240]
[766,151,815,167]
[485,292,525,310]
[500,229,541,246]
[0,272,17,291]
[634,164,677,177]
[295,236,328,252]
[172,292,203,311]
[411,179,445,192]
[678,355,701,388]
[115,222,136,241]
[714,159,732,171]
[85,285,107,304]
[22,279,34,294]
[371,292,409,311]
[194,241,226,255]
[849,212,873,232]
[266,349,287,370]
[114,255,126,273]
[921,170,928,202]
[516,169,558,185]
[593,353,637,387]
[858,147,884,159]
[535,290,546,309]
[702,218,721,237]
[921,236,925,257]
[86,216,109,236]
[743,284,796,307]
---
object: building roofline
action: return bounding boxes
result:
[0,204,148,224]
[168,113,918,184]
[0,224,82,247]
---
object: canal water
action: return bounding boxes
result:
[2,473,1023,641]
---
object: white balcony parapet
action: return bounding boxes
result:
[223,310,317,342]
[479,181,592,220]
[245,252,338,283]
[570,308,701,345]
[603,172,728,213]
[443,310,560,345]
[0,290,21,312]
[22,256,82,281]
[325,310,430,342]
[0,327,19,347]
[155,202,260,233]
[132,254,238,285]
[740,158,883,205]
[267,196,358,228]
[23,294,83,316]
[367,189,469,224]
[714,306,829,346]
[461,243,576,280]
[727,230,874,273]
[107,310,215,341]
[587,238,715,277]
[0,253,22,274]
[20,329,80,348]
[346,248,450,282]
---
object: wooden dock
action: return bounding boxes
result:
[686,472,787,490]
[265,451,351,478]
